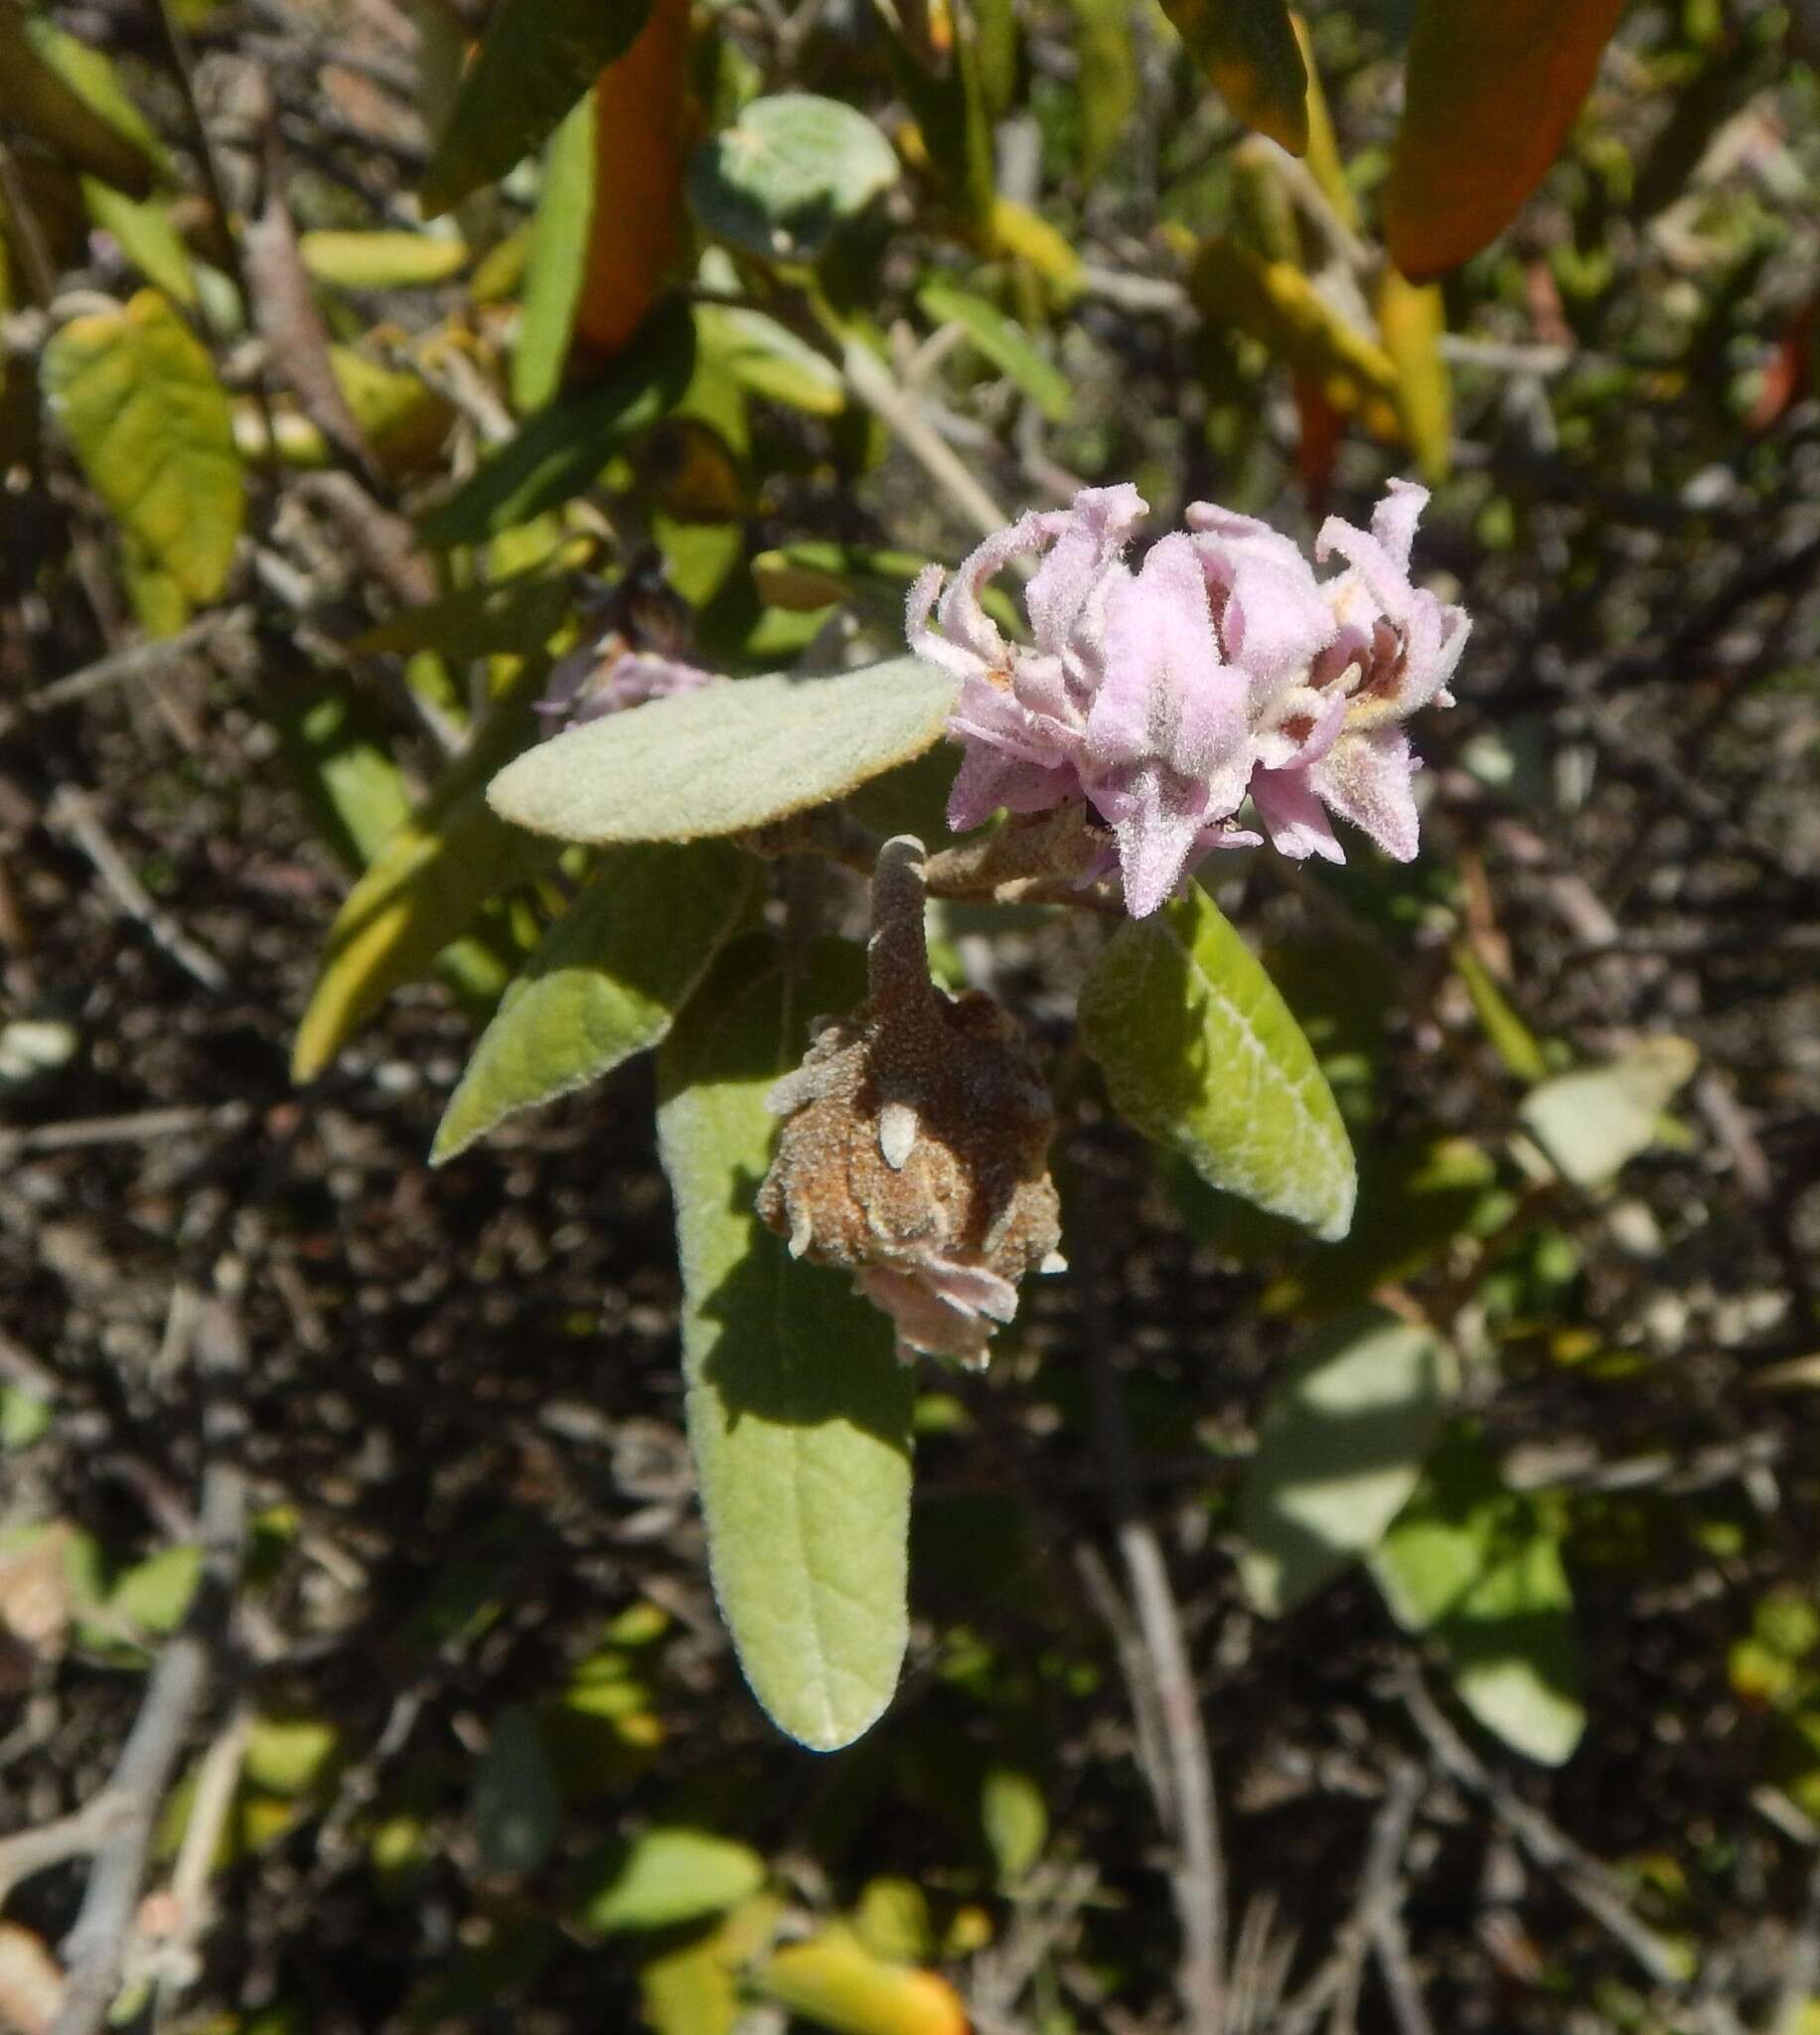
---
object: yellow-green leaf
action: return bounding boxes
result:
[512,93,595,413]
[42,290,243,603]
[1377,266,1451,482]
[82,183,197,305]
[576,1827,766,1933]
[1188,235,1398,425]
[1517,1036,1698,1189]
[297,230,469,289]
[757,1926,970,2035]
[1156,0,1307,154]
[1384,0,1629,281]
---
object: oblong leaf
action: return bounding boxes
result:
[432,841,757,1162]
[420,297,694,545]
[1384,0,1628,281]
[757,1927,970,2035]
[656,936,914,1751]
[578,1827,766,1934]
[298,230,469,289]
[1079,885,1356,1240]
[1155,0,1307,154]
[916,276,1071,422]
[1239,1309,1453,1616]
[419,0,659,217]
[512,94,595,413]
[42,290,242,603]
[1377,266,1451,483]
[487,656,959,847]
[1517,1037,1698,1189]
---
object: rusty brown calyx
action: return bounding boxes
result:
[756,836,1064,1366]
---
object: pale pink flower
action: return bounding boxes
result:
[909,477,1467,908]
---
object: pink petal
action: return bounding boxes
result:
[1187,501,1337,705]
[1309,725,1423,861]
[1026,483,1146,654]
[1369,478,1430,570]
[1093,761,1214,917]
[1250,764,1346,863]
[936,512,1048,666]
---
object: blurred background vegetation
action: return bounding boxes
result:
[0,0,1816,2030]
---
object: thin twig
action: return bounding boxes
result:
[48,1297,248,2035]
[0,1104,250,1161]
[0,610,254,739]
[44,788,228,993]
[1398,1662,1690,1990]
[1078,1171,1227,2035]
[838,333,1009,542]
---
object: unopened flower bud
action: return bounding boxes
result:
[757,837,1063,1365]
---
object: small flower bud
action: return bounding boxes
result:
[757,837,1063,1366]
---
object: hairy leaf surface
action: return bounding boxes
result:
[1079,885,1356,1240]
[488,657,959,847]
[657,937,913,1751]
[432,842,757,1162]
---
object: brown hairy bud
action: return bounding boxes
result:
[757,836,1063,1365]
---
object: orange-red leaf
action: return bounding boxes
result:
[571,0,691,366]
[1384,0,1628,281]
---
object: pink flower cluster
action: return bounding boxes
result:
[907,480,1469,916]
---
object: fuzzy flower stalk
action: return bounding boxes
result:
[907,479,1470,916]
[757,837,1063,1366]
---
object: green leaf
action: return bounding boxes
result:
[1385,0,1628,281]
[0,5,158,197]
[697,304,846,417]
[512,94,595,414]
[1517,1037,1698,1189]
[266,671,411,874]
[82,184,197,305]
[1239,1309,1454,1616]
[488,655,959,848]
[432,841,757,1162]
[472,1706,559,1875]
[0,1387,52,1449]
[109,1544,202,1636]
[419,0,658,218]
[656,936,914,1750]
[297,230,469,289]
[915,276,1071,423]
[1154,0,1307,154]
[42,289,243,604]
[577,1826,767,1933]
[1078,884,1356,1241]
[981,1767,1047,1884]
[687,94,900,263]
[292,666,556,1080]
[421,298,695,545]
[243,1714,341,1796]
[1451,938,1548,1083]
[1372,1426,1586,1765]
